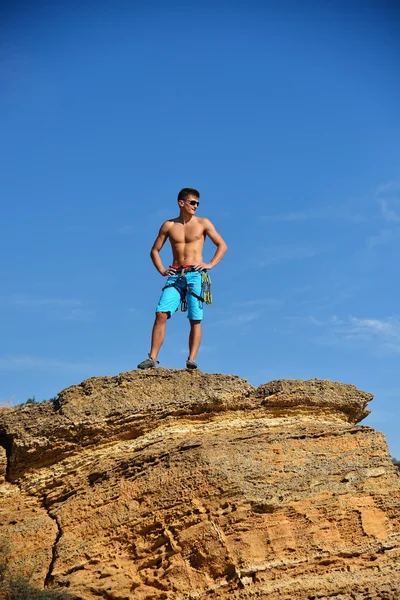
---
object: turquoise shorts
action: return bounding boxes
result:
[156,270,203,321]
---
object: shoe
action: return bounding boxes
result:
[137,354,159,369]
[186,359,198,370]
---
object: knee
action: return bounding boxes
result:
[155,312,169,323]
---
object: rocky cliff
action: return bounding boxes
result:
[0,370,399,599]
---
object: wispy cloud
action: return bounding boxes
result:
[0,355,97,373]
[367,228,395,248]
[179,344,216,354]
[259,209,370,224]
[256,244,321,266]
[348,316,394,335]
[260,210,322,222]
[379,199,400,223]
[374,181,400,196]
[297,285,359,311]
[313,315,400,354]
[214,299,280,328]
[60,309,94,322]
[13,296,82,308]
[118,225,136,234]
[284,315,324,327]
[217,312,261,326]
[308,315,324,326]
[65,223,136,235]
[360,181,400,248]
[363,409,399,426]
[375,181,400,223]
[282,312,400,355]
[261,180,400,227]
[3,295,94,320]
[148,209,173,222]
[233,298,281,308]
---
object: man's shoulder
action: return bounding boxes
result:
[197,216,213,228]
[160,218,177,230]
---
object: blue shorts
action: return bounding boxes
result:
[156,270,203,321]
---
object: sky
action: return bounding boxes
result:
[1,1,399,457]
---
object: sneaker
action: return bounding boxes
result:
[137,354,159,369]
[186,359,198,370]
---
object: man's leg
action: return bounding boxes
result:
[188,320,202,362]
[150,312,168,360]
[186,271,204,367]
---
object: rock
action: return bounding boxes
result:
[0,371,399,599]
[256,379,372,423]
[0,445,6,484]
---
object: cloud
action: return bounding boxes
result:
[284,315,325,327]
[348,317,394,335]
[308,316,324,326]
[179,344,216,354]
[13,296,82,308]
[214,299,280,327]
[256,244,320,266]
[367,228,395,248]
[0,355,97,373]
[297,285,359,311]
[217,312,261,326]
[330,314,345,324]
[259,209,370,224]
[261,180,400,227]
[3,295,94,320]
[363,409,399,426]
[233,298,281,308]
[379,199,400,223]
[148,209,173,222]
[374,181,400,196]
[60,309,94,321]
[260,211,321,222]
[65,224,136,235]
[375,181,400,223]
[382,342,400,353]
[118,225,136,234]
[313,315,400,354]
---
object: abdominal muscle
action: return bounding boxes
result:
[170,238,205,266]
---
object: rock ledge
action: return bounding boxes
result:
[0,371,399,600]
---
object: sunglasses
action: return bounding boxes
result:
[186,200,200,206]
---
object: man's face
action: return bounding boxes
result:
[180,195,200,214]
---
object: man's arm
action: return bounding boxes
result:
[195,218,228,270]
[150,222,175,276]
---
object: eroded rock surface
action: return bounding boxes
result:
[0,371,399,599]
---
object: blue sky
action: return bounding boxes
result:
[1,1,399,456]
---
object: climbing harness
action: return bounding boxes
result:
[162,266,212,313]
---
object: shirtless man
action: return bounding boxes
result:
[137,188,227,370]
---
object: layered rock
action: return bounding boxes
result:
[0,371,399,599]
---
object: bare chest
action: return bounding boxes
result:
[169,222,204,244]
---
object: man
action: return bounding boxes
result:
[138,188,227,370]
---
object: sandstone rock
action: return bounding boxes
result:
[0,446,6,485]
[0,371,399,599]
[256,379,372,423]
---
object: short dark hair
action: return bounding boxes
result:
[177,188,200,202]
